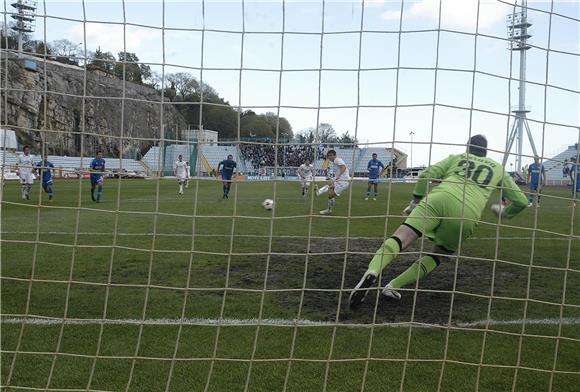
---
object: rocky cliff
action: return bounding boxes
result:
[1,52,186,157]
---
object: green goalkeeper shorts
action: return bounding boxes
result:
[404,192,478,253]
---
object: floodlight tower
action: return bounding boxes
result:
[10,0,37,53]
[503,0,538,173]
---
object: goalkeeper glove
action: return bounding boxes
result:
[491,203,506,218]
[403,198,421,216]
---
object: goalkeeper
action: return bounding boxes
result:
[349,135,528,308]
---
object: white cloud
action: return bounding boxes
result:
[381,0,506,29]
[380,10,402,20]
[68,23,159,55]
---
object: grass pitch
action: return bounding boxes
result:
[1,178,579,391]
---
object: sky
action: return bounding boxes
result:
[3,0,579,167]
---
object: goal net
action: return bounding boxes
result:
[1,0,579,391]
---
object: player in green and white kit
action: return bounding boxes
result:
[349,135,528,308]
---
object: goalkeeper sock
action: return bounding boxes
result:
[367,236,402,275]
[388,254,439,289]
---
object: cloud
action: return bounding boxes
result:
[380,9,402,20]
[68,23,159,55]
[381,0,506,29]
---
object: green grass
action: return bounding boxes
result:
[1,178,579,391]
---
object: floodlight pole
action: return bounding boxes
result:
[409,131,415,169]
[10,0,37,55]
[503,0,538,173]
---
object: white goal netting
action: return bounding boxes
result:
[1,0,579,391]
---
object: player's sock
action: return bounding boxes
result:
[21,185,26,199]
[96,189,102,201]
[327,197,336,211]
[529,194,533,204]
[302,188,305,196]
[26,185,32,199]
[388,255,439,289]
[366,190,371,197]
[374,192,378,198]
[537,194,541,204]
[367,236,402,275]
[179,184,183,193]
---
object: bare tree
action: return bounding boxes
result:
[49,39,81,64]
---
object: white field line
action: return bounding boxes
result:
[2,317,580,328]
[1,231,577,241]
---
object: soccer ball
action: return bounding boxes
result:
[262,199,274,210]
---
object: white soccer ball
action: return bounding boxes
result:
[491,203,505,217]
[262,198,274,210]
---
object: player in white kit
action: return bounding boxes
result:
[16,145,35,200]
[316,150,350,215]
[297,158,316,197]
[173,155,188,195]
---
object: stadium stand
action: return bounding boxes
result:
[141,144,402,177]
[542,143,579,185]
[1,150,144,174]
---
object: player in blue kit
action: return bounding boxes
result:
[570,157,580,207]
[527,157,546,207]
[366,153,384,201]
[217,154,237,199]
[90,151,106,202]
[37,154,55,201]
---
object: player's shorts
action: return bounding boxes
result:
[177,175,187,184]
[42,180,53,189]
[90,176,103,186]
[530,183,542,192]
[368,177,379,185]
[221,173,233,182]
[19,174,34,185]
[301,176,314,187]
[332,180,350,196]
[404,192,478,253]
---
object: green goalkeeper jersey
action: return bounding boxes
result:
[413,153,528,219]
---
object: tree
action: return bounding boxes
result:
[316,123,337,143]
[49,39,81,65]
[166,72,199,97]
[89,47,116,72]
[262,112,293,141]
[114,52,150,84]
[297,129,316,144]
[338,131,358,148]
[241,115,272,138]
[146,71,163,90]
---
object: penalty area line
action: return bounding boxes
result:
[2,317,580,328]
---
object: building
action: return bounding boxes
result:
[182,129,218,145]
